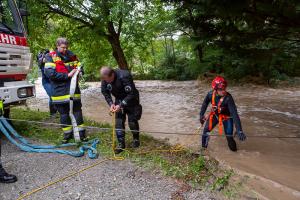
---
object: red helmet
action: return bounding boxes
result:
[212,76,227,90]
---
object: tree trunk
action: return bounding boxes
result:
[150,40,156,67]
[163,36,169,57]
[170,36,176,65]
[196,45,203,63]
[106,22,128,70]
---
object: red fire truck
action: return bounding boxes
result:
[0,0,35,115]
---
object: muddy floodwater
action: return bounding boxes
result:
[28,78,300,199]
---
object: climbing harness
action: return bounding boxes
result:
[69,65,81,142]
[209,90,230,135]
[0,101,99,159]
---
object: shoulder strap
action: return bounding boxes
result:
[217,92,227,113]
[212,90,216,107]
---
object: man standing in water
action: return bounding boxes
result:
[100,66,142,154]
[199,76,246,152]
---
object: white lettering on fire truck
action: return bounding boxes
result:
[9,35,17,44]
[0,33,17,45]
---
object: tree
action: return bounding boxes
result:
[25,0,300,81]
[167,0,300,81]
[30,0,152,69]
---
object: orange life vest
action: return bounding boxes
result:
[209,90,230,135]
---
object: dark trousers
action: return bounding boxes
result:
[202,115,237,151]
[115,104,142,143]
[42,79,57,115]
[55,101,86,139]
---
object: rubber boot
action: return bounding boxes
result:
[128,121,140,148]
[81,136,89,142]
[202,132,210,149]
[132,133,140,148]
[79,131,89,142]
[226,136,237,152]
[199,147,208,156]
[0,164,17,183]
[61,132,73,144]
[114,139,125,154]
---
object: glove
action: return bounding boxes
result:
[200,116,206,125]
[78,62,84,75]
[236,131,247,141]
[76,61,82,67]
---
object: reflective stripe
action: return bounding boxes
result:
[52,95,71,101]
[65,62,73,67]
[78,124,85,131]
[52,56,61,62]
[45,62,56,69]
[62,126,73,133]
[73,94,81,99]
[62,127,72,131]
[52,99,70,104]
[51,94,81,102]
[65,61,80,67]
[0,100,3,114]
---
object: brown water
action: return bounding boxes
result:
[28,78,300,199]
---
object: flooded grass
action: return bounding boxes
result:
[9,107,239,198]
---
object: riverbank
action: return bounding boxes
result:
[0,108,244,199]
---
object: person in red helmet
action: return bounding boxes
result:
[199,76,246,152]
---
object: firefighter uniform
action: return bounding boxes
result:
[44,49,86,142]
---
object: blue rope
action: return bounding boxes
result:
[0,117,99,159]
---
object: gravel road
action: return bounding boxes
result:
[0,139,218,200]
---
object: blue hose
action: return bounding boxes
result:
[0,117,99,159]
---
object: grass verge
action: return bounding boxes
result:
[9,107,241,198]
